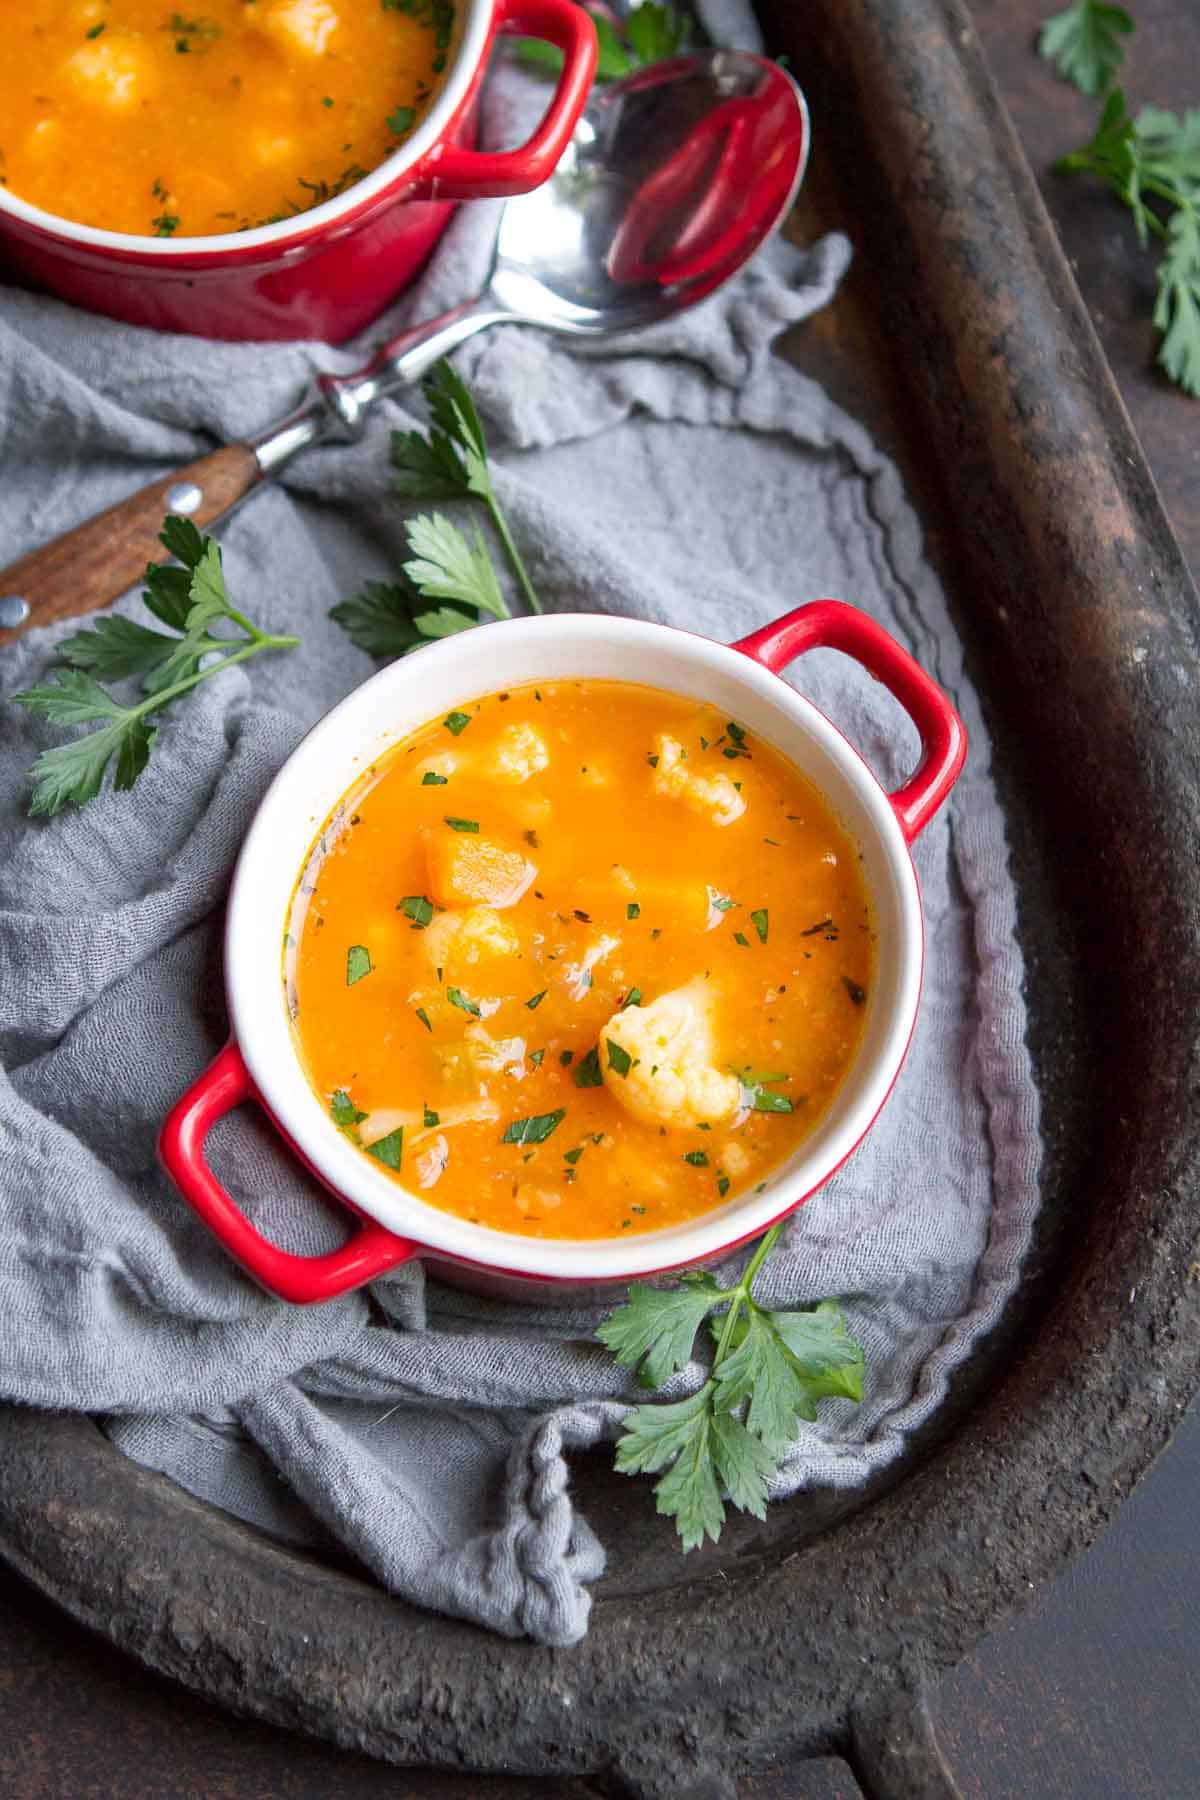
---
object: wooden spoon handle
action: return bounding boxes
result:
[0,444,263,644]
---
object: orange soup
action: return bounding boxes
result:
[0,0,453,236]
[287,682,875,1239]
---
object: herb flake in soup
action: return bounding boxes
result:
[1,0,456,238]
[287,681,875,1239]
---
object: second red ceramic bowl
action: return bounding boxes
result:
[0,0,596,344]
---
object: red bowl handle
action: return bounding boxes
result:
[732,601,968,842]
[159,1042,418,1304]
[417,0,598,201]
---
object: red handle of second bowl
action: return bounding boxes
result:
[733,601,968,842]
[159,1042,419,1304]
[418,0,598,201]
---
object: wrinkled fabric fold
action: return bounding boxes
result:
[0,48,1040,1646]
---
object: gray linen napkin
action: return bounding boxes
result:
[0,44,1041,1646]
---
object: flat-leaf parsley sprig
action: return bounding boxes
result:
[330,360,541,658]
[1037,3,1200,396]
[598,1226,864,1550]
[13,516,299,816]
[1056,89,1200,396]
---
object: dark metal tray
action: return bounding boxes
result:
[4,1,1199,1794]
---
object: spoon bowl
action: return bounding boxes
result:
[488,51,809,332]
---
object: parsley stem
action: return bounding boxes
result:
[711,1223,783,1372]
[486,494,542,616]
[131,634,299,722]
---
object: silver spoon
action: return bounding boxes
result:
[0,49,808,641]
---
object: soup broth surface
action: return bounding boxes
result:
[0,0,453,236]
[289,680,875,1240]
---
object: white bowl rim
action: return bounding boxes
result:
[225,612,926,1281]
[0,0,491,258]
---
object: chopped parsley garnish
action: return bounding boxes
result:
[801,918,834,936]
[530,1048,545,1068]
[423,1106,439,1128]
[421,770,448,785]
[526,989,547,1009]
[733,931,750,947]
[621,987,642,1010]
[366,1127,404,1169]
[559,1049,574,1067]
[750,908,769,944]
[573,1046,603,1087]
[414,1006,432,1031]
[606,1039,633,1077]
[501,1109,566,1146]
[444,815,478,832]
[626,901,641,920]
[717,1173,731,1198]
[737,1069,794,1114]
[564,1147,585,1165]
[387,105,416,135]
[346,944,373,985]
[397,894,434,929]
[330,1089,366,1131]
[446,986,481,1017]
[152,214,181,236]
[708,890,737,913]
[86,21,106,37]
[683,1150,709,1167]
[842,976,868,1006]
[443,710,472,735]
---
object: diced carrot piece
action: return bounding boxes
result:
[423,830,535,909]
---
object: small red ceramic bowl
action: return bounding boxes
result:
[161,603,966,1304]
[0,0,595,344]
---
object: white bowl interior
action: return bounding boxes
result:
[227,616,923,1279]
[0,0,483,255]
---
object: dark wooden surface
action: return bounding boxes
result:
[2,3,1199,1795]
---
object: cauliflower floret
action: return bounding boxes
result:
[423,906,519,977]
[599,981,741,1127]
[263,0,339,55]
[491,722,549,784]
[64,39,156,109]
[652,735,746,828]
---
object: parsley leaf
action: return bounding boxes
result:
[366,1127,404,1170]
[501,1108,566,1146]
[1038,0,1133,97]
[13,516,298,817]
[606,1038,633,1076]
[1155,198,1200,396]
[516,1,687,82]
[572,1046,603,1087]
[329,575,467,660]
[330,1089,367,1132]
[598,1273,724,1388]
[737,1068,794,1114]
[750,907,769,944]
[403,514,508,620]
[346,945,373,985]
[397,895,434,929]
[600,1228,864,1549]
[446,986,481,1017]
